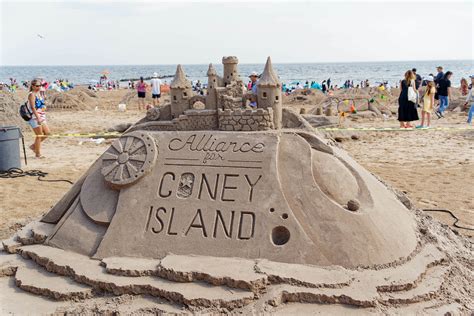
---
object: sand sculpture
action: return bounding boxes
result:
[130,56,281,132]
[1,57,472,314]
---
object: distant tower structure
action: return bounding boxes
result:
[206,63,218,110]
[257,57,282,129]
[170,64,193,118]
[222,56,239,86]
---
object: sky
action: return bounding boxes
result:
[0,0,473,65]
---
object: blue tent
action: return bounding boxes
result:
[311,82,322,90]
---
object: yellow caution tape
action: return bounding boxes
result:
[29,126,472,138]
[316,126,472,131]
[33,132,121,138]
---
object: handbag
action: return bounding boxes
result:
[407,82,418,103]
[19,101,33,121]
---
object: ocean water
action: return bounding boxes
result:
[1,60,472,87]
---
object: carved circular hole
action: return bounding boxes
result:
[271,226,290,246]
[270,208,275,213]
[281,213,288,220]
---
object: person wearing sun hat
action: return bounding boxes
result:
[417,75,436,128]
[248,71,259,107]
[150,72,162,106]
[248,71,259,92]
[465,74,474,125]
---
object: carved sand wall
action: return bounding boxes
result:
[175,109,218,131]
[218,108,274,131]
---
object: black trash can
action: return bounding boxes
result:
[0,126,22,171]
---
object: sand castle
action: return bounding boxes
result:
[132,56,281,132]
[1,57,472,314]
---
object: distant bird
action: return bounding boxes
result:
[37,34,45,39]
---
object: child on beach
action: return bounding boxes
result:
[418,76,436,128]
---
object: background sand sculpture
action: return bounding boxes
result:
[0,58,472,314]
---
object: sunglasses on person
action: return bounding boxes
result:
[34,84,41,87]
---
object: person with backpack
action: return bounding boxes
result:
[26,78,50,158]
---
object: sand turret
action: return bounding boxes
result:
[257,57,282,129]
[206,63,218,109]
[222,56,239,86]
[170,65,193,118]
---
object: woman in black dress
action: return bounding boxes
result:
[398,70,419,128]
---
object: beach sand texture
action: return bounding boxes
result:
[0,87,472,314]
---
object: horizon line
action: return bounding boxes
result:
[2,58,473,67]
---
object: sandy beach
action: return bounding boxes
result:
[0,84,472,314]
[1,1,472,313]
[1,88,472,239]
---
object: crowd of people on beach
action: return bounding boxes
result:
[6,64,474,159]
[397,66,474,128]
[278,78,394,95]
[1,78,74,93]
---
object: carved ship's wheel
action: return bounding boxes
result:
[101,131,157,187]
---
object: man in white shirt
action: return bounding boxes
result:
[150,72,162,106]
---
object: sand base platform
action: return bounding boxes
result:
[1,115,472,314]
[1,214,472,314]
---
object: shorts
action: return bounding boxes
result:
[152,93,161,99]
[28,118,45,129]
[137,91,146,98]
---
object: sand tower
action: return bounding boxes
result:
[257,57,282,129]
[222,56,239,86]
[170,65,193,118]
[206,63,218,110]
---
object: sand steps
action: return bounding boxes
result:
[256,259,352,288]
[16,222,55,245]
[14,260,93,300]
[157,255,267,292]
[0,238,455,312]
[102,256,160,277]
[379,264,449,304]
[0,252,23,276]
[18,244,255,309]
[1,221,55,254]
[271,284,379,307]
[371,243,445,292]
[1,236,21,254]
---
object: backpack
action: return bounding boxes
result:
[19,101,33,121]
